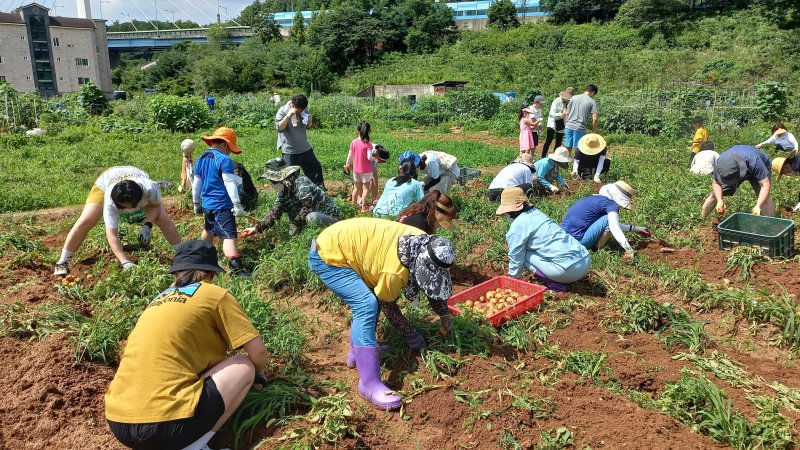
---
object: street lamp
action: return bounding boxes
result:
[154,0,159,35]
[99,0,109,19]
[165,9,175,25]
[122,12,138,31]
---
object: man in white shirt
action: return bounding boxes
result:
[487,154,536,201]
[419,151,460,194]
[690,142,719,175]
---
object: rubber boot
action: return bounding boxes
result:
[228,256,251,278]
[533,269,567,293]
[352,345,402,409]
[346,336,356,368]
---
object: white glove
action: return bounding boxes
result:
[138,223,152,246]
[193,203,203,215]
[792,202,800,212]
[593,174,602,183]
[122,261,137,270]
[232,203,245,217]
[752,206,761,216]
[548,185,559,193]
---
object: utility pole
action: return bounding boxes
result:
[155,0,159,35]
[99,0,109,20]
[216,0,221,23]
[52,3,61,15]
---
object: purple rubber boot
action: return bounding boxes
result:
[533,269,568,293]
[352,345,402,409]
[346,336,356,368]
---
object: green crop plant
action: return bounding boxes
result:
[725,246,768,281]
[658,307,711,354]
[674,352,759,391]
[497,388,555,419]
[396,377,442,404]
[607,295,670,334]
[421,349,470,380]
[303,391,360,445]
[499,312,551,351]
[0,302,85,340]
[72,295,149,364]
[537,427,573,450]
[499,430,523,450]
[564,350,610,380]
[230,379,313,450]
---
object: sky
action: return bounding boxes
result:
[0,0,253,25]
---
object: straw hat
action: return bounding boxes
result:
[513,153,535,168]
[772,156,789,182]
[550,146,570,164]
[202,127,241,154]
[599,180,635,209]
[578,133,607,156]
[495,187,531,215]
[522,107,533,114]
[434,200,457,231]
[559,87,576,100]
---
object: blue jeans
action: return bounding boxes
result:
[564,128,586,148]
[308,249,378,346]
[579,216,609,249]
[306,212,338,226]
[525,253,591,284]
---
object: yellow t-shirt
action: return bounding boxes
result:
[105,281,259,423]
[692,127,708,153]
[316,218,424,302]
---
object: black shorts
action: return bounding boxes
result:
[108,377,225,450]
[204,209,238,239]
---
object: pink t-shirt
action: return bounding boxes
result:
[348,139,373,174]
[519,119,534,151]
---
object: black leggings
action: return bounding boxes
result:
[541,128,563,158]
[283,148,324,187]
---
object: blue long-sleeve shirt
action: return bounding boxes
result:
[506,209,589,278]
[533,157,566,189]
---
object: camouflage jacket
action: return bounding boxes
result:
[256,176,341,232]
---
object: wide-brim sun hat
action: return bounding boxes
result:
[513,153,535,168]
[202,126,241,154]
[559,87,576,100]
[434,200,457,231]
[522,107,533,114]
[412,235,454,302]
[374,146,390,162]
[496,187,531,215]
[772,156,788,182]
[168,240,224,274]
[578,133,607,156]
[713,155,746,188]
[599,180,635,210]
[550,146,570,164]
[259,157,300,182]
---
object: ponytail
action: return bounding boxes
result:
[358,121,371,143]
[393,160,418,185]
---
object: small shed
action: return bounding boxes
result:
[432,81,467,95]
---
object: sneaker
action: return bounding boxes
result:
[53,262,69,277]
[228,257,252,278]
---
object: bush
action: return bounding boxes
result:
[148,95,212,132]
[444,91,500,120]
[311,96,364,129]
[755,81,789,122]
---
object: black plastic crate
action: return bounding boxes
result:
[717,212,794,258]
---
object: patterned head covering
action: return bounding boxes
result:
[397,234,454,302]
[398,150,421,167]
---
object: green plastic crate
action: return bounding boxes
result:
[717,212,794,258]
[458,168,482,185]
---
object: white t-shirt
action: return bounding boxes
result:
[530,106,543,133]
[759,132,798,151]
[96,166,161,229]
[489,163,534,190]
[690,150,719,175]
[420,151,460,178]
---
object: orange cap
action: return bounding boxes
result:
[202,127,241,154]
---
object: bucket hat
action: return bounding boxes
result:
[202,127,241,154]
[399,150,421,167]
[168,240,224,274]
[578,134,607,156]
[513,153,535,169]
[550,146,570,164]
[495,187,531,215]
[599,180,635,210]
[180,138,196,156]
[713,155,746,188]
[772,156,788,182]
[259,157,301,182]
[559,87,576,100]
[397,235,454,302]
[434,200,457,231]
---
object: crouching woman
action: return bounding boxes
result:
[105,240,268,450]
[496,188,591,292]
[309,218,455,410]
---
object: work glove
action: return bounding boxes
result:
[439,315,453,336]
[232,203,245,217]
[138,222,152,246]
[715,201,726,215]
[193,203,203,215]
[122,261,137,271]
[752,206,761,216]
[623,249,635,262]
[404,329,426,350]
[288,223,299,236]
[548,185,559,193]
[593,174,602,183]
[634,226,652,237]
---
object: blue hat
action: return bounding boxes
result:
[398,150,420,167]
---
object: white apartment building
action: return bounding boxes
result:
[0,3,112,95]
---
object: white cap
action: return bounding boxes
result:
[180,139,196,156]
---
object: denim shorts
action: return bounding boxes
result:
[108,377,225,450]
[204,208,238,239]
[564,128,586,148]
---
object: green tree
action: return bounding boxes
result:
[206,23,230,48]
[290,11,306,45]
[193,55,236,94]
[541,0,624,23]
[288,49,336,93]
[308,2,380,73]
[401,0,459,53]
[616,0,688,28]
[238,1,282,43]
[759,0,799,28]
[487,0,519,30]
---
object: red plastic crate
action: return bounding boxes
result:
[448,276,546,327]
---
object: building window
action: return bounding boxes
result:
[53,37,59,46]
[0,56,3,64]
[78,77,90,85]
[67,44,74,48]
[0,76,6,82]
[26,76,31,80]
[58,76,63,80]
[76,58,89,66]
[20,35,25,40]
[23,56,28,60]
[56,57,61,62]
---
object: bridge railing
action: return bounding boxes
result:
[107,26,252,40]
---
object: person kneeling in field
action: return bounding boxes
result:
[561,181,651,261]
[487,154,537,201]
[240,159,341,238]
[309,218,455,409]
[105,240,268,450]
[701,145,775,217]
[772,156,800,211]
[533,146,571,194]
[397,191,458,233]
[54,166,181,276]
[496,188,591,292]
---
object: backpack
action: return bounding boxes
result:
[234,162,259,211]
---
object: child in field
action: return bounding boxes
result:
[518,107,539,155]
[368,145,391,208]
[179,139,196,193]
[529,96,544,153]
[192,127,250,277]
[344,121,374,211]
[689,117,708,165]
